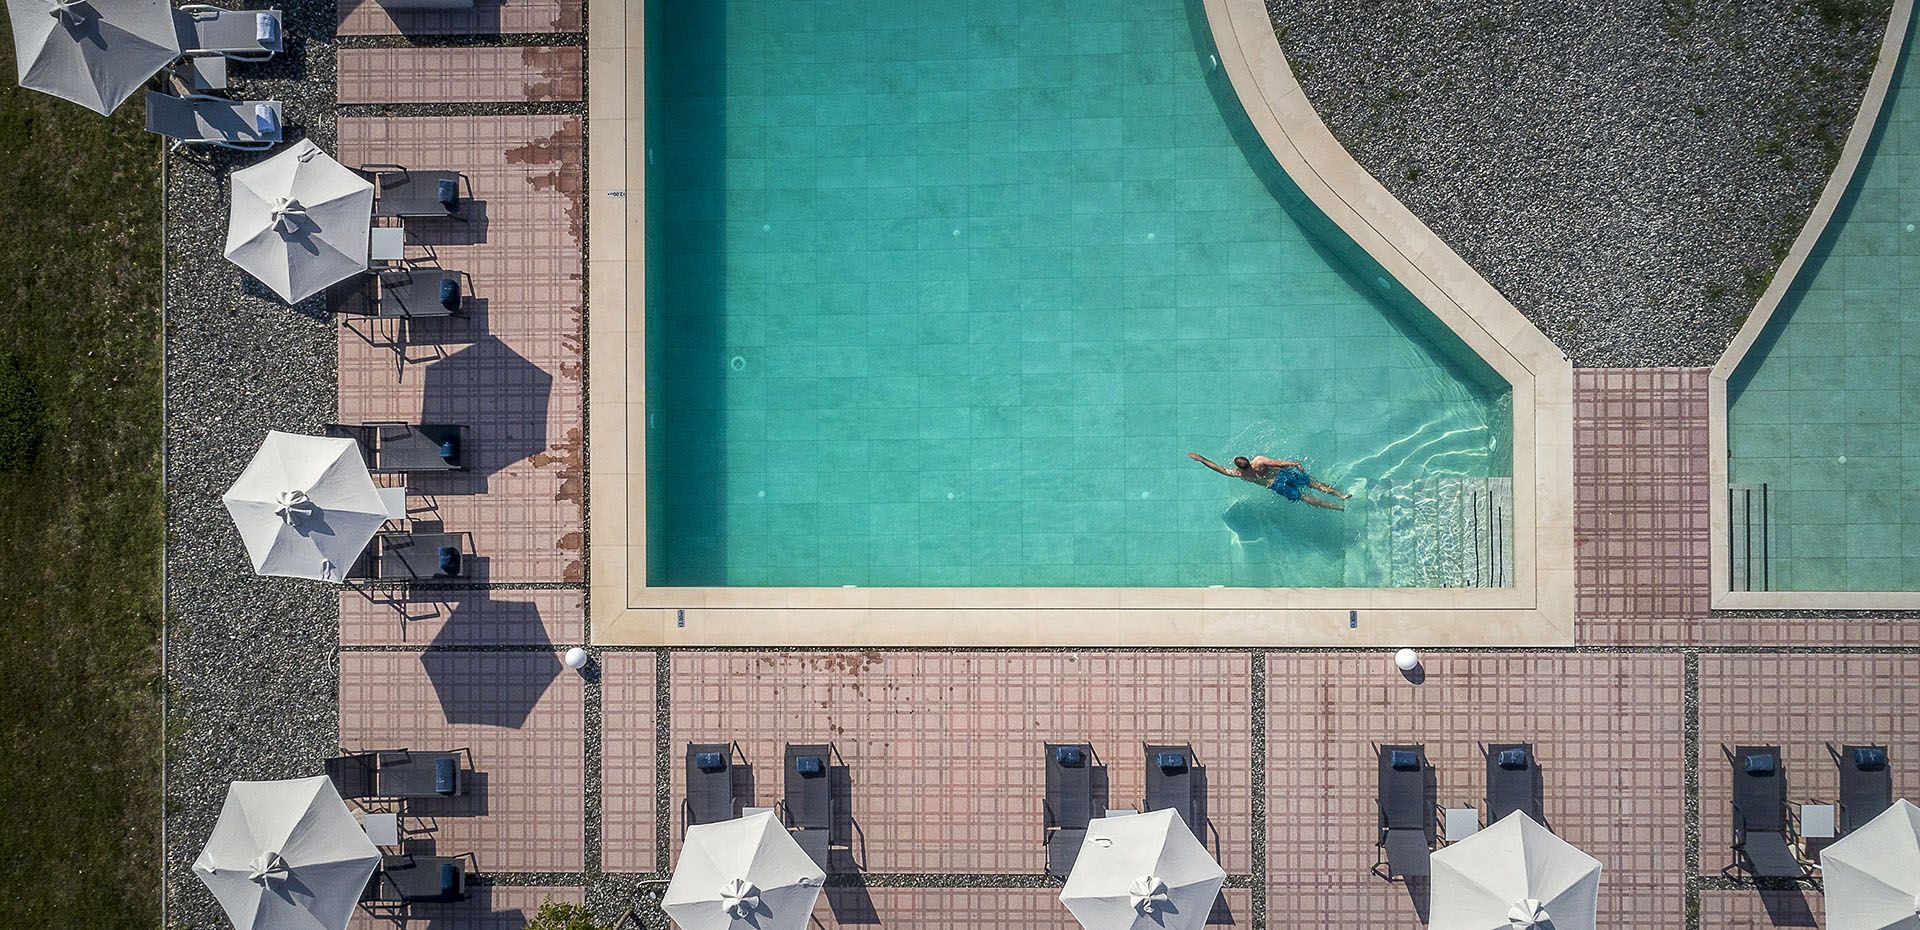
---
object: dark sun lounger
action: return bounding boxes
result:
[1486,743,1544,825]
[686,743,736,829]
[1044,743,1093,878]
[1145,744,1202,841]
[1832,744,1893,835]
[785,743,833,868]
[1728,745,1807,878]
[1377,744,1432,879]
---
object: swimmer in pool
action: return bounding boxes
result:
[1187,452,1350,511]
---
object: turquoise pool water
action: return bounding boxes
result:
[1727,15,1919,593]
[643,0,1512,588]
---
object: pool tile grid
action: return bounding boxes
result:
[339,651,587,873]
[1263,653,1687,930]
[338,47,585,105]
[654,651,1254,875]
[1696,653,1920,879]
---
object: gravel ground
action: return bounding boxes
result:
[161,2,339,926]
[1267,0,1895,367]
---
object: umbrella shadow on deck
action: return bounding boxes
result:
[418,598,563,729]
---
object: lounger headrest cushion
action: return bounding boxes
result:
[1389,749,1420,772]
[436,546,461,577]
[438,862,460,896]
[1853,747,1888,770]
[1054,746,1085,767]
[434,757,458,794]
[1744,753,1777,775]
[436,178,460,208]
[794,755,824,775]
[694,751,726,772]
[1497,748,1530,770]
[437,276,460,307]
[438,435,459,461]
[1156,751,1188,773]
[255,12,278,43]
[253,103,278,136]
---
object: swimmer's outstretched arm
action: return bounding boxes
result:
[1187,452,1237,476]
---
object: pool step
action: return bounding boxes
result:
[1350,476,1513,588]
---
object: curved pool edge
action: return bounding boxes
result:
[581,0,1578,647]
[1201,0,1576,635]
[1707,0,1917,610]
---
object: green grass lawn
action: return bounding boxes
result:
[0,47,163,928]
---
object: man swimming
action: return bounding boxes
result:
[1187,452,1351,511]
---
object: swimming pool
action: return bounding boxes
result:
[1726,14,1918,593]
[642,0,1512,588]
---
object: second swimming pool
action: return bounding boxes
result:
[643,0,1512,588]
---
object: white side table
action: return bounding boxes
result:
[362,812,399,847]
[742,806,774,817]
[1103,808,1138,818]
[368,226,406,265]
[1801,803,1837,840]
[1444,808,1481,842]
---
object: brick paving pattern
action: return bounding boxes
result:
[336,116,585,584]
[666,652,1253,875]
[339,651,585,872]
[803,887,1254,929]
[339,47,584,104]
[337,0,581,37]
[1697,653,1920,877]
[350,885,584,930]
[1264,653,1687,930]
[339,589,583,646]
[1573,368,1712,645]
[599,651,659,872]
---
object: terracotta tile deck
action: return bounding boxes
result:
[1573,368,1712,645]
[338,47,583,105]
[1264,653,1686,930]
[350,885,583,930]
[339,589,584,646]
[1699,888,1826,930]
[340,651,586,872]
[1697,653,1920,877]
[662,652,1253,875]
[803,887,1253,929]
[337,116,584,584]
[336,0,581,36]
[600,651,659,873]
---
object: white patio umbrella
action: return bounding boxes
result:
[225,138,375,303]
[222,430,388,582]
[664,810,825,930]
[1430,811,1601,930]
[1060,808,1226,930]
[193,776,382,930]
[1822,798,1920,930]
[5,0,179,115]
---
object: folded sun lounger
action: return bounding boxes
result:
[143,91,281,151]
[1044,743,1093,878]
[685,743,736,829]
[1377,744,1432,879]
[364,854,467,903]
[1486,742,1544,825]
[175,5,283,61]
[1144,744,1202,841]
[784,743,833,869]
[1832,744,1893,836]
[1728,745,1807,878]
[371,169,468,219]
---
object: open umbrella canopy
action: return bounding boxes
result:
[1431,811,1601,930]
[1822,798,1920,930]
[5,0,179,114]
[1060,808,1226,930]
[665,811,825,930]
[225,139,375,303]
[194,776,382,930]
[223,430,388,582]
